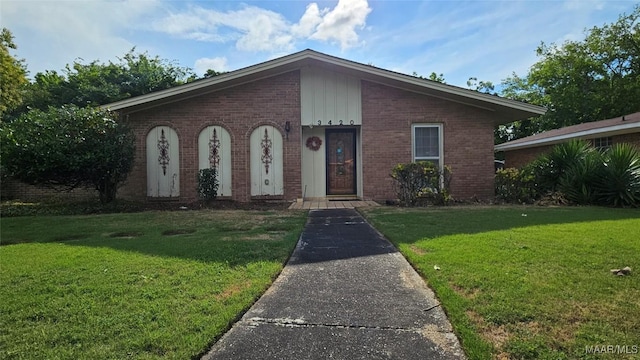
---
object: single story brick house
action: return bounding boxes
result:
[495,111,640,169]
[103,49,546,203]
[2,50,545,203]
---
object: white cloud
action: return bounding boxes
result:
[153,0,372,52]
[292,3,323,37]
[194,57,228,75]
[311,0,372,49]
[153,5,293,52]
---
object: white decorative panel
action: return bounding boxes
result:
[146,126,180,197]
[250,125,283,196]
[300,66,362,126]
[198,126,232,197]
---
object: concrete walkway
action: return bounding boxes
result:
[202,209,465,360]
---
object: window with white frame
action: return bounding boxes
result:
[412,124,443,168]
[593,137,612,150]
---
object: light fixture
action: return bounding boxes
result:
[284,121,291,140]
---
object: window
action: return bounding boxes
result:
[593,137,612,150]
[412,124,443,168]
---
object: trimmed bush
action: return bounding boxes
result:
[0,105,135,203]
[495,167,537,204]
[196,168,219,201]
[391,161,452,206]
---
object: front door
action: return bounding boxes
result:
[326,129,357,196]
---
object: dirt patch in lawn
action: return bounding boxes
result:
[466,310,510,351]
[109,231,143,239]
[409,244,429,255]
[162,229,196,236]
[215,281,253,300]
[452,284,480,300]
[52,234,88,242]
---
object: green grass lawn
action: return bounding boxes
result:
[0,209,306,359]
[361,206,640,360]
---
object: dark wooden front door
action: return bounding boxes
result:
[326,129,357,195]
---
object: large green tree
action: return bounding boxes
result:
[0,105,135,203]
[497,5,640,143]
[12,49,195,116]
[0,28,28,119]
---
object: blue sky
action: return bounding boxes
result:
[2,0,636,88]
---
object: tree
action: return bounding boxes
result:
[498,5,640,142]
[467,77,496,95]
[0,105,135,203]
[0,28,28,119]
[13,49,195,116]
[412,71,446,83]
[202,69,226,78]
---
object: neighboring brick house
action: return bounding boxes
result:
[495,112,640,169]
[3,50,545,203]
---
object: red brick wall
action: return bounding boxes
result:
[503,145,553,169]
[360,81,497,201]
[1,177,97,202]
[614,132,640,148]
[119,71,302,203]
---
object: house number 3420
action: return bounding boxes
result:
[316,120,355,126]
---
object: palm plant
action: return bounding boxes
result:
[533,139,594,193]
[596,143,640,207]
[558,150,604,205]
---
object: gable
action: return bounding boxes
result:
[104,50,545,124]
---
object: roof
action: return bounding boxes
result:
[104,49,545,123]
[495,112,640,151]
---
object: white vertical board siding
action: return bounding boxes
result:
[146,126,180,197]
[300,67,362,126]
[250,125,284,196]
[301,127,326,198]
[198,126,232,196]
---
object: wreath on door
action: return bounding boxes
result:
[306,136,322,151]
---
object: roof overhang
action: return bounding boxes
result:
[495,121,640,151]
[103,49,546,123]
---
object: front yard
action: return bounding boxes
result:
[2,205,638,359]
[361,206,640,359]
[0,209,306,359]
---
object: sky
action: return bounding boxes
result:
[1,0,637,89]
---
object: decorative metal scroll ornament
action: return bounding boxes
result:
[261,128,273,174]
[208,128,221,169]
[306,136,322,151]
[157,129,170,176]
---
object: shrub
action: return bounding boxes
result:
[595,143,640,207]
[197,168,219,201]
[0,105,135,203]
[390,161,452,206]
[532,139,594,193]
[495,167,537,203]
[557,150,604,205]
[510,140,640,207]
